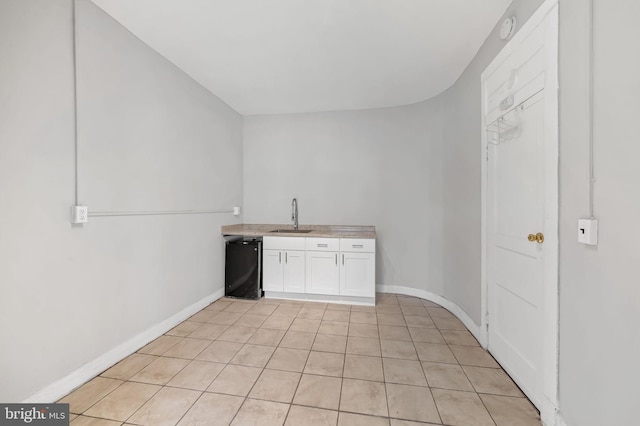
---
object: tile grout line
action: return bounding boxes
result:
[235,302,303,425]
[62,294,540,425]
[433,308,497,426]
[171,388,206,426]
[64,377,124,418]
[402,306,443,424]
[124,352,195,425]
[227,396,249,426]
[472,390,500,426]
[212,298,290,426]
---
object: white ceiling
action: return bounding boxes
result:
[90,0,512,115]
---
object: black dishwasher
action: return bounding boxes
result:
[225,237,262,300]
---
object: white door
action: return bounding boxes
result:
[340,252,375,298]
[283,250,305,293]
[306,251,340,295]
[263,249,283,292]
[482,1,558,415]
[487,91,545,406]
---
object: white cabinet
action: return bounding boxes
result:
[263,237,306,293]
[263,249,284,292]
[339,238,376,253]
[263,236,375,303]
[306,238,340,295]
[283,250,305,292]
[340,252,376,297]
[339,238,376,298]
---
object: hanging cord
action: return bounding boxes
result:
[72,0,79,205]
[587,0,596,218]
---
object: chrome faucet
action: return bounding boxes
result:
[291,198,299,230]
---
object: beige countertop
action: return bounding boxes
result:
[221,224,376,239]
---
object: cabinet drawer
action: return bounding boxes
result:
[339,238,375,253]
[263,236,306,251]
[306,237,339,251]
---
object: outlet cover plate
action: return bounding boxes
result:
[71,205,88,224]
[578,218,598,245]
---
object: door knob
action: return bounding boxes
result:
[527,233,544,243]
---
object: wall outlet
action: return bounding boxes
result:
[233,206,240,216]
[578,218,598,245]
[71,205,88,224]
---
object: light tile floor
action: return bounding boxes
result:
[60,293,541,425]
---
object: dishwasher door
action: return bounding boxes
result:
[225,238,262,300]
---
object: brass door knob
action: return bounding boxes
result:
[528,233,544,243]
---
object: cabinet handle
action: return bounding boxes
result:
[279,252,282,264]
[352,244,363,248]
[342,254,344,265]
[317,243,328,247]
[285,252,288,264]
[335,253,338,265]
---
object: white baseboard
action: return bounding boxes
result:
[553,413,568,426]
[264,291,375,306]
[376,285,485,347]
[537,397,562,426]
[23,288,224,403]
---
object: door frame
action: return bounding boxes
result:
[480,0,559,423]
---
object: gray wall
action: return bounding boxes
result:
[558,1,640,425]
[243,103,445,293]
[438,0,545,323]
[0,0,242,402]
[76,1,242,212]
[243,0,544,324]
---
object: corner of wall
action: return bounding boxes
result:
[24,289,223,403]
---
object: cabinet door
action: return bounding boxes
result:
[340,252,375,297]
[283,250,305,293]
[263,249,284,292]
[306,251,340,295]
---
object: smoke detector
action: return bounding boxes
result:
[500,16,517,40]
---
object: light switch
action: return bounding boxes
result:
[233,206,240,216]
[578,218,598,245]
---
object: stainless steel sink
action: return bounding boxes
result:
[269,229,313,234]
